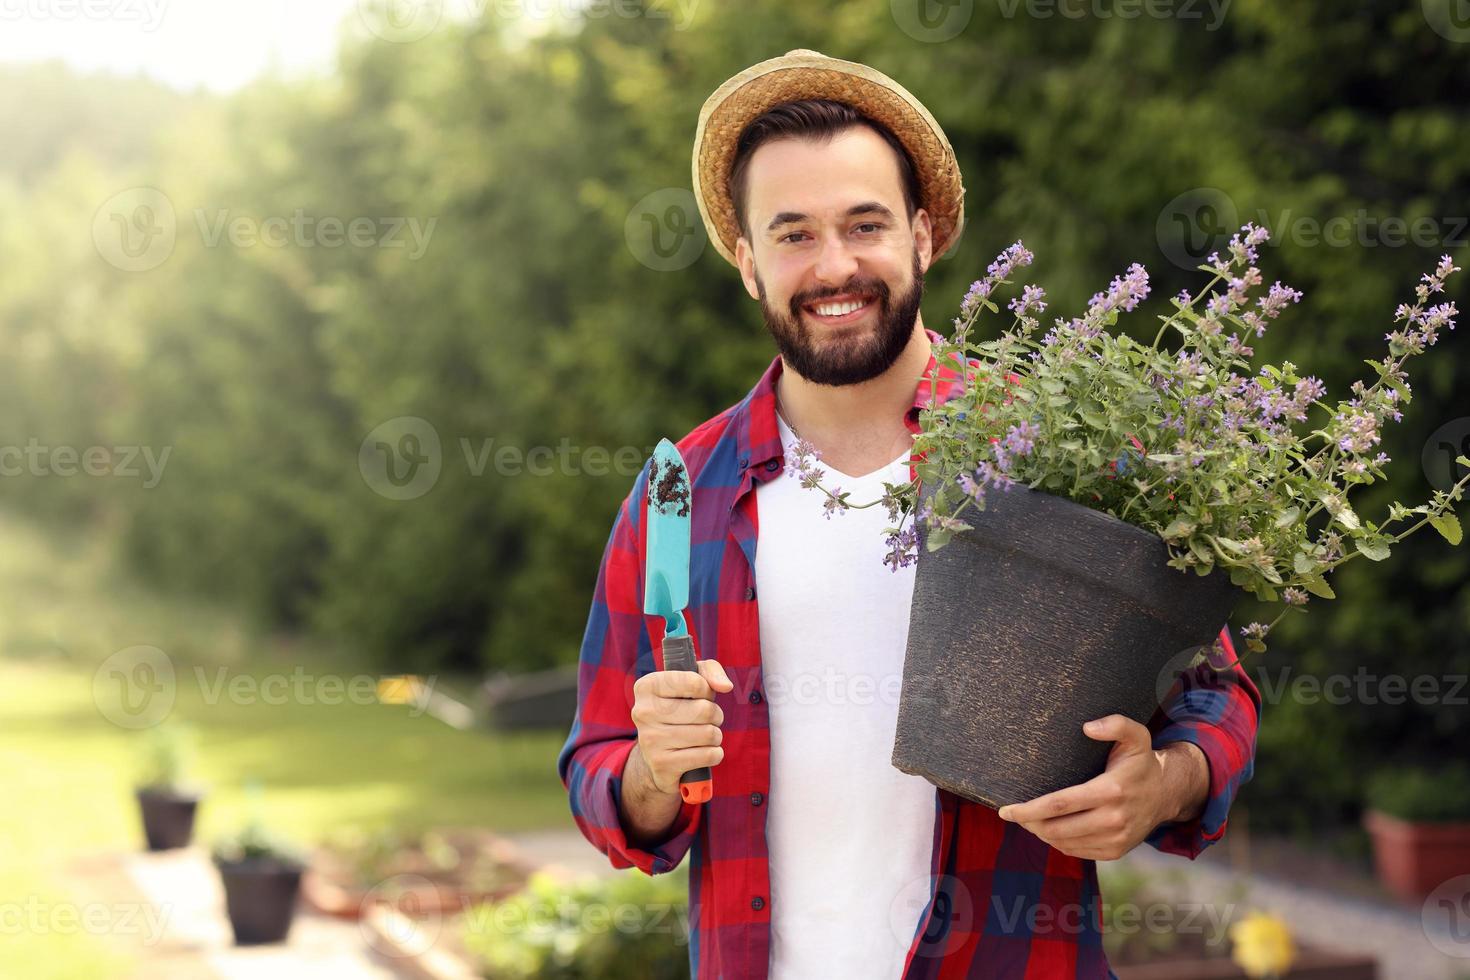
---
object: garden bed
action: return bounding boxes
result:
[303,827,533,920]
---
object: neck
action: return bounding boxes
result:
[776,318,932,444]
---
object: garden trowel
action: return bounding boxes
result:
[643,438,713,804]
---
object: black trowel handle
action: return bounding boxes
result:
[662,633,714,804]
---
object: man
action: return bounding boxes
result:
[557,49,1260,979]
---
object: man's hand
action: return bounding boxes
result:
[994,714,1209,862]
[629,658,733,796]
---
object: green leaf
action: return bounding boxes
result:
[1302,575,1336,599]
[1274,506,1301,529]
[1430,512,1463,545]
[1355,536,1391,561]
[1163,518,1196,538]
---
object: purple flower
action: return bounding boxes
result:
[883,525,919,572]
[1008,284,1048,319]
[959,241,1035,320]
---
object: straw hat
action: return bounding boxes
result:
[692,48,966,269]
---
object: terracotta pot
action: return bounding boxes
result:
[892,483,1239,808]
[136,787,201,851]
[1364,808,1470,902]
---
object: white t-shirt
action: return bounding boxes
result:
[756,412,939,980]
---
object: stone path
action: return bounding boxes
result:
[1116,844,1470,980]
[64,848,406,980]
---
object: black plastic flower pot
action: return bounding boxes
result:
[135,787,201,851]
[216,859,304,945]
[891,482,1240,808]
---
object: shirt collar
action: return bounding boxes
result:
[731,327,970,480]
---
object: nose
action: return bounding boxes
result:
[810,228,861,290]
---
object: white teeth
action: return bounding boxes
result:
[812,298,869,317]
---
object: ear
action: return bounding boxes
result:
[912,207,934,275]
[735,236,761,301]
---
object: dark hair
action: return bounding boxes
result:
[728,98,922,247]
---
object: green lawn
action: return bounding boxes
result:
[0,511,576,978]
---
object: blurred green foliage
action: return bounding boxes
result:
[462,868,691,980]
[1367,760,1470,821]
[1,0,1467,834]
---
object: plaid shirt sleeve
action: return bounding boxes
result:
[1144,624,1261,859]
[556,480,704,876]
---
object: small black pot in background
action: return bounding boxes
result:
[893,483,1240,808]
[136,787,202,851]
[216,859,304,945]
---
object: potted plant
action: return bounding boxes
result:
[134,722,204,851]
[212,804,309,945]
[789,226,1468,806]
[1363,761,1470,902]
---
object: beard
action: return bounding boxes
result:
[755,247,924,387]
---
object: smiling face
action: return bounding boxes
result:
[734,125,933,387]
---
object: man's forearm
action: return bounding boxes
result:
[619,743,685,848]
[1156,740,1210,825]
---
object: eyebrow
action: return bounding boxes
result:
[764,201,897,235]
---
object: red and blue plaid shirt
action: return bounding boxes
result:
[557,329,1261,979]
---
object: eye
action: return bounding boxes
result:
[856,223,883,233]
[779,232,808,244]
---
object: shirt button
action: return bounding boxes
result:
[738,456,750,470]
[748,690,763,705]
[750,791,764,806]
[751,896,765,911]
[764,459,780,472]
[744,586,756,601]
